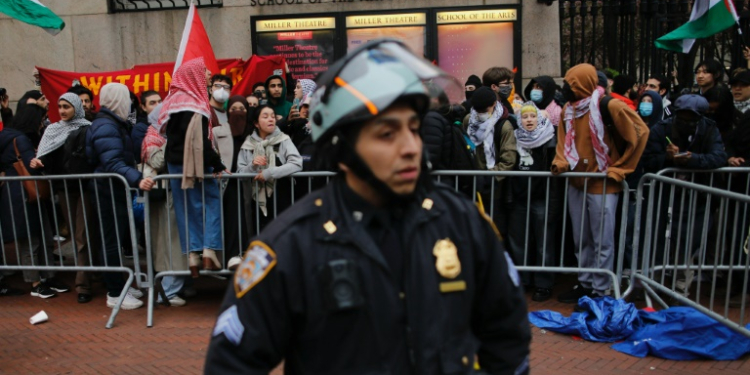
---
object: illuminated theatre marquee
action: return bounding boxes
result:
[436,10,517,24]
[256,17,336,32]
[345,13,426,28]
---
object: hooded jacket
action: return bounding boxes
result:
[523,76,557,110]
[265,75,293,119]
[0,128,45,241]
[551,64,649,194]
[638,91,664,128]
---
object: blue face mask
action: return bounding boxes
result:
[639,101,654,117]
[530,89,544,103]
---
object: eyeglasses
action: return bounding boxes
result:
[213,83,231,90]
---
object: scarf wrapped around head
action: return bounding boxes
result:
[563,86,610,172]
[156,57,213,135]
[241,128,290,216]
[299,79,317,103]
[36,93,91,158]
[467,102,504,169]
[227,95,249,137]
[100,83,132,121]
[515,102,555,159]
[141,103,166,163]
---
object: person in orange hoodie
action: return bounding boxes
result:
[551,63,649,303]
[610,75,638,111]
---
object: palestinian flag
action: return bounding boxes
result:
[655,0,740,53]
[0,0,65,35]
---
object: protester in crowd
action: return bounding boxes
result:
[482,67,516,115]
[524,75,563,127]
[462,74,482,114]
[246,95,259,108]
[282,79,316,146]
[209,74,236,172]
[29,93,96,303]
[67,85,96,121]
[265,74,292,120]
[224,95,253,270]
[86,82,152,309]
[1,88,12,126]
[551,63,648,304]
[252,82,266,101]
[140,104,188,307]
[466,86,518,236]
[610,75,637,110]
[0,104,70,299]
[131,90,162,164]
[645,74,673,118]
[642,94,727,296]
[158,58,228,278]
[695,59,725,95]
[703,83,737,141]
[725,111,750,307]
[205,40,530,374]
[507,103,559,302]
[15,90,45,115]
[731,70,750,114]
[236,105,302,236]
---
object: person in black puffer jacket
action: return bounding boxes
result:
[86,82,154,310]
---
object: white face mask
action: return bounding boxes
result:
[477,112,491,122]
[213,88,229,103]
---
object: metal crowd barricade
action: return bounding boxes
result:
[144,171,628,327]
[144,172,336,327]
[0,173,141,328]
[629,173,750,338]
[433,170,629,299]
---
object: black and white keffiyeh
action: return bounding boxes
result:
[36,93,91,158]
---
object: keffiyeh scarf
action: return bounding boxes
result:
[515,103,555,159]
[36,93,91,158]
[467,102,504,169]
[241,128,290,216]
[563,86,610,172]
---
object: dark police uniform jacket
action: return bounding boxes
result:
[205,180,531,375]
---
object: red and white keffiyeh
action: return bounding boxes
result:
[156,57,213,136]
[563,86,611,172]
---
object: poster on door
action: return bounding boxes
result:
[256,30,335,80]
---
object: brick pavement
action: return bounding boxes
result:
[1,272,749,374]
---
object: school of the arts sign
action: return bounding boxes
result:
[250,0,390,6]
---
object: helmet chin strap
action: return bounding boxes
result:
[338,133,432,206]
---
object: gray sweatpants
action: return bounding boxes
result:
[567,187,619,295]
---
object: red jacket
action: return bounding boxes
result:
[610,92,636,111]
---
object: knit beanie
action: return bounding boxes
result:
[471,87,497,111]
[465,74,482,88]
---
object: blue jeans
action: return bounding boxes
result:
[167,164,223,254]
[159,275,186,301]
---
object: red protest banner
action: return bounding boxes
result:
[37,58,244,123]
[231,55,287,97]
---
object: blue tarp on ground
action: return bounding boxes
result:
[529,297,750,360]
[528,296,640,342]
[611,307,750,361]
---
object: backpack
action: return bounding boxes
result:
[63,127,95,174]
[599,95,627,156]
[445,120,477,171]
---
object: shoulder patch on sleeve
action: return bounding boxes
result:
[234,241,277,298]
[212,305,244,346]
[504,252,520,287]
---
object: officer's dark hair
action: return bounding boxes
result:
[694,59,725,82]
[612,75,636,96]
[251,104,276,133]
[140,90,160,104]
[211,74,233,90]
[67,85,94,101]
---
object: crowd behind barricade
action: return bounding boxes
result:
[1,54,749,311]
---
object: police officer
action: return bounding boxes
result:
[205,39,531,375]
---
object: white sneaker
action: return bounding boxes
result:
[227,256,243,271]
[168,296,186,307]
[127,287,144,299]
[106,293,144,310]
